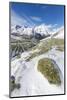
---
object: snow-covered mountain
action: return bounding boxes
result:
[11,24,64,41]
[11,24,50,38]
[34,24,50,36]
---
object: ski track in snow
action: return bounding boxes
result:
[11,48,64,97]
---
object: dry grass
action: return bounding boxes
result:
[37,58,61,85]
[27,38,64,61]
[56,45,64,51]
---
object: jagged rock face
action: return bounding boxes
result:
[15,25,21,30]
[34,33,44,40]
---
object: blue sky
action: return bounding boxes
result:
[11,2,64,28]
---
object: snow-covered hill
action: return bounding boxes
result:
[11,48,64,97]
[51,26,64,39]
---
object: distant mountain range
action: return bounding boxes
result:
[11,24,64,40]
[11,24,51,40]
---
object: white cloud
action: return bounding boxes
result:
[40,23,64,35]
[11,10,35,26]
[40,24,56,33]
[11,10,27,26]
[41,6,48,9]
[30,16,42,22]
[52,26,64,33]
[44,24,57,29]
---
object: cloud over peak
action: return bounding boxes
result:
[30,16,42,22]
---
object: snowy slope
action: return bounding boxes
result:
[11,47,64,97]
[52,27,64,39]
